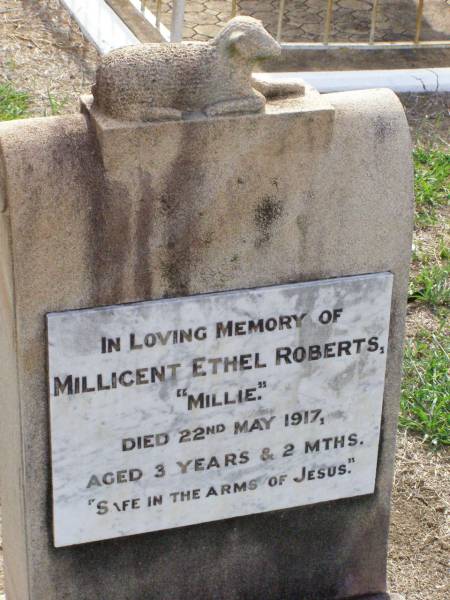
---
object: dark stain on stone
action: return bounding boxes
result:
[296,214,305,235]
[254,194,283,247]
[84,120,132,305]
[134,169,154,298]
[202,230,214,245]
[159,125,206,297]
[374,115,394,144]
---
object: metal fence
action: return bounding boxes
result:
[138,0,449,47]
[135,0,182,41]
[278,0,448,47]
[62,0,450,53]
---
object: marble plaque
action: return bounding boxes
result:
[47,273,393,547]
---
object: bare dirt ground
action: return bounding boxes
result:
[0,0,98,117]
[0,1,449,598]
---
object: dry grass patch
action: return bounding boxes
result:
[388,432,450,599]
[405,303,443,338]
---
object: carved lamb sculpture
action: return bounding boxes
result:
[93,17,288,121]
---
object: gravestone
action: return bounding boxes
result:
[0,16,412,600]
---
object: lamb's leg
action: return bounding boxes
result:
[204,92,265,117]
[252,76,305,99]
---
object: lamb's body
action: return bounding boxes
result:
[93,17,282,121]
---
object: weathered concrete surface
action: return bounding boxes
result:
[0,86,413,599]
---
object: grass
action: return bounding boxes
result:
[0,83,68,121]
[409,263,450,306]
[402,146,449,448]
[400,329,449,447]
[414,147,449,227]
[0,82,29,120]
[47,91,68,116]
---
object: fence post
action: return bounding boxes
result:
[171,0,185,42]
[415,0,424,44]
[277,0,286,42]
[156,0,162,28]
[369,0,379,44]
[323,0,334,45]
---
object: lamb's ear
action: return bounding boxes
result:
[227,30,247,54]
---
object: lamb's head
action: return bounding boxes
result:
[214,16,281,62]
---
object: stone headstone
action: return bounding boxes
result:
[0,17,412,600]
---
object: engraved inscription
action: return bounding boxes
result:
[47,273,392,547]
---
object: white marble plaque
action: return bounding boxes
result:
[48,273,393,547]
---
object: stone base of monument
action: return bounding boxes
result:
[0,592,407,599]
[358,594,405,600]
[364,595,406,600]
